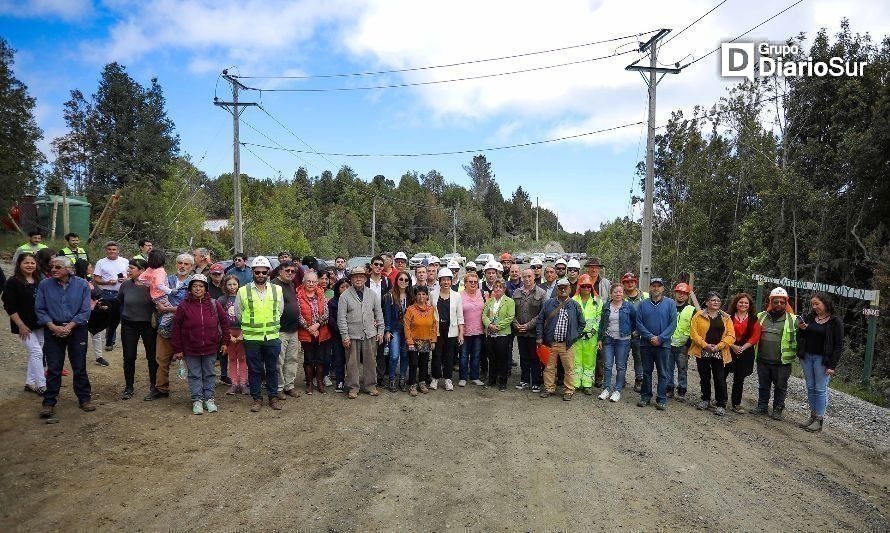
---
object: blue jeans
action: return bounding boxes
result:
[802,353,831,417]
[460,334,483,380]
[640,344,671,404]
[184,354,216,401]
[388,330,409,381]
[330,336,346,383]
[667,345,689,394]
[603,336,631,392]
[244,338,281,400]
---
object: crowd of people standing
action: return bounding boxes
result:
[1,231,843,433]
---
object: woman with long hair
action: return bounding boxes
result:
[725,292,762,413]
[34,248,56,279]
[2,252,45,394]
[796,292,844,432]
[383,270,413,392]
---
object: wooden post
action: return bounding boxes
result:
[688,272,701,311]
[50,198,59,240]
[861,290,880,389]
[755,279,764,312]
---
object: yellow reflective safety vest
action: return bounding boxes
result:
[237,282,282,341]
[60,246,88,262]
[755,311,798,364]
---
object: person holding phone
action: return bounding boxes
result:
[92,241,130,352]
[796,293,844,432]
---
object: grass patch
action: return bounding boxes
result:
[791,360,886,407]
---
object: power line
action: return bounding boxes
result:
[240,121,644,157]
[661,0,730,49]
[241,142,287,177]
[239,113,320,172]
[679,0,806,70]
[240,49,641,92]
[257,104,338,169]
[233,29,660,80]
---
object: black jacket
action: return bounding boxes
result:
[796,313,844,370]
[1,276,38,333]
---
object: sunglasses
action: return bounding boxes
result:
[50,265,66,270]
[254,271,269,276]
[580,285,593,290]
[568,268,580,272]
[372,262,384,267]
[531,265,542,269]
[210,272,223,275]
[556,267,566,271]
[398,278,410,283]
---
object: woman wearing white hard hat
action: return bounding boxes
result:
[429,267,464,391]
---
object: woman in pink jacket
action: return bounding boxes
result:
[171,274,230,415]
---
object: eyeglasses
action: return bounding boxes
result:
[372,262,384,267]
[466,280,478,284]
[235,258,245,262]
[568,268,580,273]
[580,285,593,290]
[398,278,410,283]
[282,269,296,273]
[254,271,269,276]
[50,265,65,270]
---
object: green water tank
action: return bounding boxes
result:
[34,195,91,238]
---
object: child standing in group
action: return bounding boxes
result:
[139,250,175,331]
[219,275,248,395]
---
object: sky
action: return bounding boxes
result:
[1,0,888,232]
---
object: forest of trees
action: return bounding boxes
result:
[0,22,887,392]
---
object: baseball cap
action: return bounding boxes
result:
[556,278,570,286]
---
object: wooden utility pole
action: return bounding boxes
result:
[214,70,257,253]
[371,197,377,257]
[626,29,679,287]
[535,196,539,242]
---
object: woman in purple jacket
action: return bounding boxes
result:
[170,274,230,415]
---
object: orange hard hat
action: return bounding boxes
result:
[578,274,593,287]
[674,283,691,293]
[499,252,513,261]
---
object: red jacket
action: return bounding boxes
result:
[296,285,331,343]
[170,294,231,356]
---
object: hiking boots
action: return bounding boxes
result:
[770,407,784,421]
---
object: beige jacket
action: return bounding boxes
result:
[337,285,384,340]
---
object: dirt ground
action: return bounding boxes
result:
[0,318,888,531]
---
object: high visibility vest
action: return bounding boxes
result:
[573,294,603,335]
[237,283,282,341]
[133,253,146,261]
[17,242,47,253]
[60,247,88,261]
[755,311,798,364]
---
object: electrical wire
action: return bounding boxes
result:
[240,49,641,92]
[661,0,730,49]
[257,105,338,169]
[239,114,320,172]
[233,30,661,80]
[240,121,644,157]
[679,0,806,70]
[242,142,287,177]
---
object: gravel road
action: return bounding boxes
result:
[0,309,887,531]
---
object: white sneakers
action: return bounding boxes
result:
[457,379,467,387]
[192,400,203,415]
[204,399,218,413]
[428,379,438,390]
[598,389,611,400]
[609,390,621,402]
[471,379,485,386]
[515,381,529,390]
[444,379,454,391]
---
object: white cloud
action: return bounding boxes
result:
[0,0,92,20]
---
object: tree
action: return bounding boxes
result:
[0,38,45,210]
[463,154,495,203]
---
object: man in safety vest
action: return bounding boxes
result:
[572,274,604,395]
[668,282,696,402]
[59,232,88,263]
[133,238,152,261]
[235,256,284,412]
[13,230,48,264]
[755,287,797,421]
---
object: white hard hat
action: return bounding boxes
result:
[428,255,440,265]
[483,260,499,272]
[465,261,477,270]
[555,258,567,267]
[770,287,789,299]
[394,252,408,261]
[529,257,543,266]
[446,260,460,270]
[494,261,504,272]
[437,267,454,279]
[567,259,581,269]
[251,256,272,269]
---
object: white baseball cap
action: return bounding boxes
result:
[394,252,408,261]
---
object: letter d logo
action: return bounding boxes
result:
[721,43,755,81]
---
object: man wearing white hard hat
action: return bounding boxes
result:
[554,258,568,283]
[754,287,798,421]
[480,261,501,300]
[566,259,582,296]
[391,252,409,285]
[446,260,461,291]
[235,256,284,412]
[529,256,544,285]
[430,267,464,390]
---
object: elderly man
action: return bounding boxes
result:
[271,259,303,399]
[236,256,284,412]
[513,268,545,392]
[36,257,94,419]
[505,263,522,297]
[337,267,384,399]
[92,240,130,352]
[537,278,585,401]
[145,253,194,401]
[192,248,212,276]
[636,277,678,410]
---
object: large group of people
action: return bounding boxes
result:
[1,232,843,433]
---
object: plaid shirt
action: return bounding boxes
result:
[554,307,569,342]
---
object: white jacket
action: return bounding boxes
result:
[429,289,465,338]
